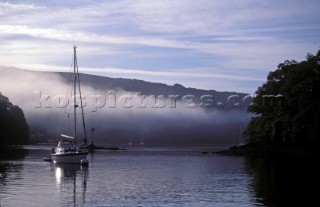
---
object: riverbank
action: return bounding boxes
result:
[87,144,126,152]
[218,144,320,158]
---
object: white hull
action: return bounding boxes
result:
[51,153,88,164]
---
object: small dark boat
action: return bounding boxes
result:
[43,155,52,162]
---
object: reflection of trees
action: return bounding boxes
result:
[0,162,23,186]
[0,148,27,186]
[52,163,88,206]
[246,157,319,206]
[0,146,28,160]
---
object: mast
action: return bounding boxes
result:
[140,128,144,146]
[73,46,77,141]
[73,45,87,145]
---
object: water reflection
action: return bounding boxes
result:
[0,161,23,186]
[0,146,28,160]
[0,147,28,186]
[51,163,88,206]
[246,157,319,207]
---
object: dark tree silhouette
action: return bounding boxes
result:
[0,92,29,145]
[245,49,320,147]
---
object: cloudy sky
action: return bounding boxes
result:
[0,0,319,93]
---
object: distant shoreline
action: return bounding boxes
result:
[88,144,127,151]
[217,144,320,158]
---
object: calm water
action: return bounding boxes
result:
[0,146,318,207]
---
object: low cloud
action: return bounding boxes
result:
[0,67,251,146]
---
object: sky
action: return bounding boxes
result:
[0,0,320,94]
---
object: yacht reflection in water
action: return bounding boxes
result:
[52,163,88,206]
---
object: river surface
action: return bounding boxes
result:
[0,145,318,206]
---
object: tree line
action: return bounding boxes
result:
[245,49,320,147]
[0,92,29,145]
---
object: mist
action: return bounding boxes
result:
[0,66,252,147]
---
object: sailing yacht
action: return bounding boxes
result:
[128,135,133,146]
[51,46,88,164]
[140,129,145,146]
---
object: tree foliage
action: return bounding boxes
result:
[245,49,320,146]
[0,92,29,145]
